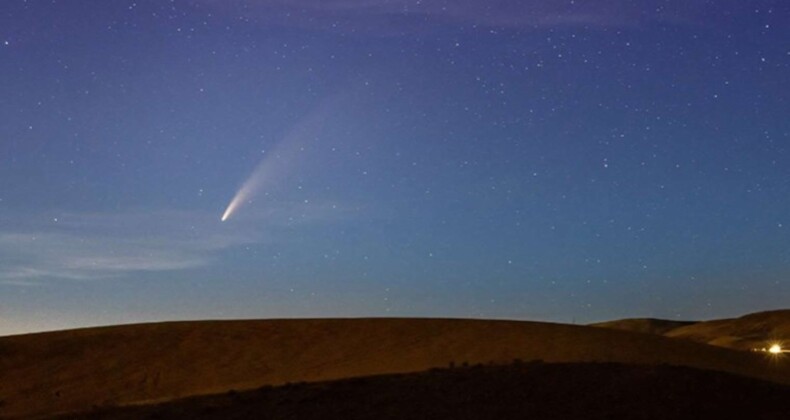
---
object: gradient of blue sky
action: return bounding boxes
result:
[1,0,788,335]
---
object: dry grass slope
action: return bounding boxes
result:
[1,318,789,418]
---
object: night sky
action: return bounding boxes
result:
[1,0,788,336]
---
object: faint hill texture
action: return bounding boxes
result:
[593,310,790,351]
[61,362,790,420]
[1,317,789,418]
[591,318,696,335]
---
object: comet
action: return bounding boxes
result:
[220,156,273,222]
[220,102,333,222]
[220,191,244,222]
[221,207,232,222]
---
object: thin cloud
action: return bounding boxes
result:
[0,278,44,287]
[0,231,213,283]
[195,0,631,34]
[0,201,357,285]
[194,0,739,34]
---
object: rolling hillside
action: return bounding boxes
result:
[2,317,789,418]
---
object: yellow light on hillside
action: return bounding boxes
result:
[768,344,782,354]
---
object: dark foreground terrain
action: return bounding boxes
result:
[6,318,787,417]
[61,362,790,420]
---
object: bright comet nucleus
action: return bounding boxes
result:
[221,196,240,222]
[220,173,259,222]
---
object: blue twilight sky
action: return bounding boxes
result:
[0,0,788,335]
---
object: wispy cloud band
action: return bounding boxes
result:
[195,0,744,34]
[0,201,355,285]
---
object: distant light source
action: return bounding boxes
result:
[768,344,782,354]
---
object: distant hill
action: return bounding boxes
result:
[63,362,790,420]
[593,310,790,351]
[666,310,790,351]
[1,317,788,418]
